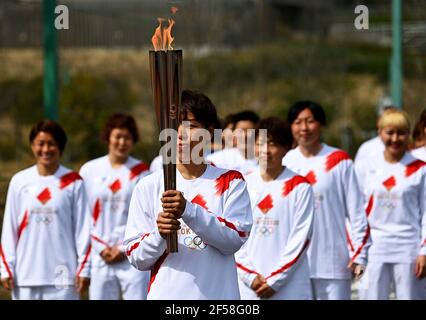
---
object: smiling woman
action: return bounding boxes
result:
[29,121,67,176]
[283,101,370,300]
[355,109,426,300]
[79,113,150,300]
[0,120,91,300]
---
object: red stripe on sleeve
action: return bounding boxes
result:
[17,210,29,241]
[129,162,149,180]
[148,251,168,293]
[92,199,102,225]
[282,175,309,197]
[325,150,350,172]
[265,240,310,280]
[91,235,109,247]
[305,170,317,185]
[405,159,426,177]
[351,225,370,262]
[126,233,150,256]
[191,194,208,210]
[217,217,248,237]
[59,172,82,189]
[76,244,92,277]
[365,194,374,217]
[236,262,259,275]
[214,170,244,196]
[0,245,13,279]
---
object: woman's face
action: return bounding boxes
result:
[256,136,288,171]
[177,111,211,164]
[108,128,134,160]
[291,108,322,148]
[379,125,409,158]
[31,131,61,168]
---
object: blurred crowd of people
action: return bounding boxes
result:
[1,90,425,300]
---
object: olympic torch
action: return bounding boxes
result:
[149,15,182,253]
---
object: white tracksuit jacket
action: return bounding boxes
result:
[123,165,253,300]
[411,147,426,162]
[206,148,259,175]
[282,144,371,279]
[0,165,91,286]
[355,152,426,263]
[79,155,150,267]
[236,168,314,299]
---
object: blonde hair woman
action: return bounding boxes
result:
[355,109,426,300]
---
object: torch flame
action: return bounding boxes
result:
[151,18,175,51]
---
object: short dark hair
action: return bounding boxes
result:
[102,113,139,143]
[29,120,67,154]
[287,100,326,126]
[233,111,260,126]
[180,89,218,129]
[222,113,236,130]
[412,109,426,142]
[255,117,293,150]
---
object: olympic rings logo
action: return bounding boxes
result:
[183,236,207,250]
[378,201,397,210]
[35,215,54,224]
[253,225,274,237]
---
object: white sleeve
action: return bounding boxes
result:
[88,199,109,255]
[419,172,426,256]
[265,183,314,290]
[354,157,367,192]
[342,161,371,265]
[111,171,151,250]
[73,181,92,278]
[123,182,167,271]
[149,156,162,173]
[354,143,367,166]
[0,178,19,279]
[78,165,106,254]
[235,241,258,288]
[181,179,252,256]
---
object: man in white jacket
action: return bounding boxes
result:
[123,89,253,299]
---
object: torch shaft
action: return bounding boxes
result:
[150,50,182,253]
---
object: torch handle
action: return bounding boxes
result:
[163,159,179,253]
[150,50,182,254]
[166,232,179,253]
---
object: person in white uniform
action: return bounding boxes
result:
[282,101,370,300]
[124,89,253,299]
[236,117,314,300]
[80,113,150,300]
[354,106,398,166]
[206,111,259,175]
[0,120,91,300]
[355,109,426,300]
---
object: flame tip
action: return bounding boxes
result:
[151,15,176,51]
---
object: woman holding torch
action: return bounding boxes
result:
[123,90,253,299]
